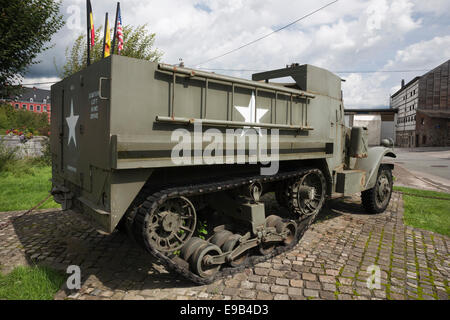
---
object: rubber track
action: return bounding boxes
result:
[133,168,321,285]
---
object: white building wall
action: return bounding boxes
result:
[391,80,419,133]
[353,115,381,146]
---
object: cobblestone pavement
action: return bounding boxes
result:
[0,192,448,300]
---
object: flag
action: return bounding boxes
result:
[104,14,111,57]
[87,0,94,47]
[116,5,123,54]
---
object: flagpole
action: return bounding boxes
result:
[111,2,120,55]
[102,12,108,58]
[86,0,91,66]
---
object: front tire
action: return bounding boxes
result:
[361,165,393,213]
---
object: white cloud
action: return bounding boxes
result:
[17,76,61,90]
[342,72,391,108]
[385,35,450,70]
[411,0,450,16]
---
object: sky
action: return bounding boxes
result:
[23,0,450,109]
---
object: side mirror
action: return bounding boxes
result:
[381,138,393,148]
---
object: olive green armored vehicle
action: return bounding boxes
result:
[50,56,395,283]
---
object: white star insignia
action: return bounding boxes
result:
[66,99,79,147]
[234,92,268,135]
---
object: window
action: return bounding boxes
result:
[14,104,19,109]
[421,118,424,125]
[36,105,40,111]
[30,105,34,111]
[44,106,47,112]
[22,104,26,109]
[30,98,33,102]
[43,99,47,104]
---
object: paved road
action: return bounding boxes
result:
[0,193,448,300]
[391,147,450,192]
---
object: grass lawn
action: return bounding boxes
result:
[0,265,65,300]
[0,161,60,212]
[394,186,450,237]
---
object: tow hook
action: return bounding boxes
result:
[51,186,74,210]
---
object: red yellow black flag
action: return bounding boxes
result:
[103,14,111,58]
[87,0,95,47]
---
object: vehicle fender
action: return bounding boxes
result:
[354,146,396,190]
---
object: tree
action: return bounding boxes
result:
[0,0,64,95]
[0,103,49,136]
[59,24,163,78]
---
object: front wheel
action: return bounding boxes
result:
[361,165,393,213]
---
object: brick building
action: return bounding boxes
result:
[1,87,51,122]
[391,60,450,147]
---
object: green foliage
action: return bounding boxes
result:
[0,103,49,136]
[0,0,64,95]
[0,139,18,171]
[396,187,450,236]
[59,24,163,78]
[38,138,51,166]
[0,265,64,300]
[393,186,450,200]
[0,160,59,211]
[197,220,208,240]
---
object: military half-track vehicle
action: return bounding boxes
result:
[50,56,395,284]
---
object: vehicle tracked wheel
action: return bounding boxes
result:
[140,195,197,252]
[275,220,297,246]
[259,215,282,255]
[222,234,248,267]
[180,237,206,262]
[288,169,326,218]
[209,230,233,248]
[361,165,393,214]
[191,244,222,278]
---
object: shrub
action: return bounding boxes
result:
[35,137,51,166]
[0,138,18,171]
[0,103,49,136]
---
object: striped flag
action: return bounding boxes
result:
[116,5,123,54]
[104,14,111,57]
[87,0,94,47]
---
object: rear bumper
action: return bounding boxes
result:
[51,179,112,233]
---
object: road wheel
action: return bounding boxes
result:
[222,234,248,267]
[361,165,393,214]
[258,215,282,255]
[190,244,222,278]
[287,169,327,218]
[135,194,197,252]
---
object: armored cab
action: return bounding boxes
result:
[50,56,395,283]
